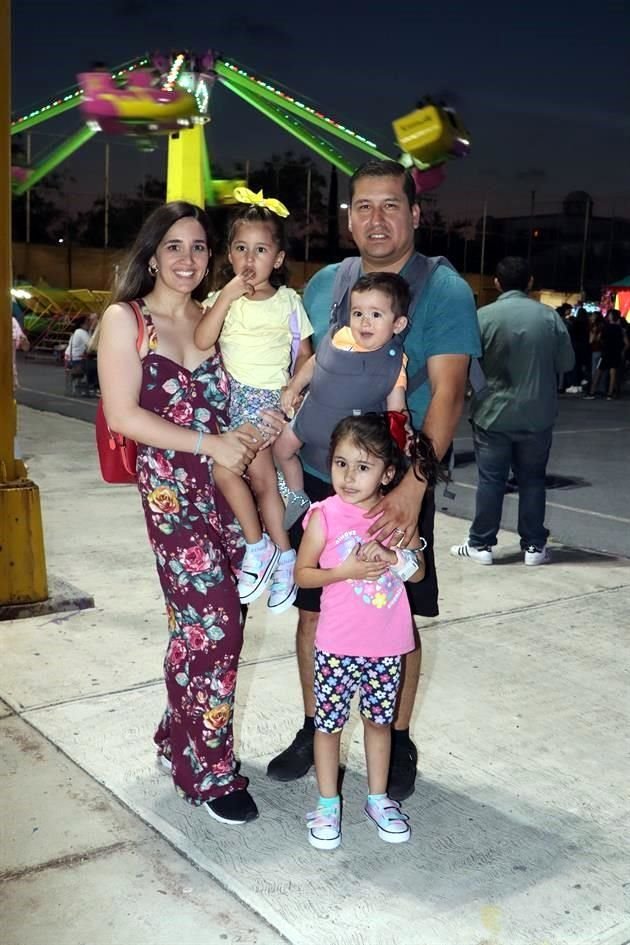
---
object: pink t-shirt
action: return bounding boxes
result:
[304,494,415,658]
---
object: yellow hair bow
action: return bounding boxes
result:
[232,186,290,218]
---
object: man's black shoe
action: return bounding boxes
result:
[266,727,314,781]
[387,738,418,801]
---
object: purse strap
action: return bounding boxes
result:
[127,299,146,352]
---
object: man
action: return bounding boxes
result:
[267,158,481,800]
[450,256,574,567]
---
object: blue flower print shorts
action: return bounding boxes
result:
[227,375,282,430]
[313,649,402,733]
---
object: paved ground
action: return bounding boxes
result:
[1,406,629,945]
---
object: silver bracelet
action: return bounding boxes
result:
[193,429,204,456]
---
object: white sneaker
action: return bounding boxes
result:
[565,386,581,394]
[449,541,493,565]
[364,795,411,844]
[524,545,551,566]
[237,535,280,604]
[267,551,298,615]
[306,801,342,850]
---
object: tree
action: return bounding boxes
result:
[75,176,166,248]
[246,151,328,259]
[11,135,68,244]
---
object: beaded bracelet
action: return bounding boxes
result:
[193,429,204,456]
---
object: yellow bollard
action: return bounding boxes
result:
[0,0,49,607]
[0,479,48,605]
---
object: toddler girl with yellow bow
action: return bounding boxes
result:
[195,188,313,615]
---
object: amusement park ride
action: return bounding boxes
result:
[10,50,471,206]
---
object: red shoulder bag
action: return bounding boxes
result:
[95,300,145,484]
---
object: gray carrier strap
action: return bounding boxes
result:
[330,253,487,397]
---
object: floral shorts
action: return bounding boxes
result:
[313,648,402,733]
[227,375,282,430]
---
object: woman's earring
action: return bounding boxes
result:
[148,263,158,277]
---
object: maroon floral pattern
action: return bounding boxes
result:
[135,302,246,804]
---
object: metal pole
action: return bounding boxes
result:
[104,142,110,248]
[605,204,614,284]
[579,197,591,298]
[304,165,312,264]
[526,189,536,265]
[25,133,31,243]
[479,196,488,278]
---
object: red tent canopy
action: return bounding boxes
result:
[604,276,630,318]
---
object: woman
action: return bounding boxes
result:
[98,201,277,825]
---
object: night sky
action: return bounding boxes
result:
[11,0,630,222]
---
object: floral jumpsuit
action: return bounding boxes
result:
[134,302,247,805]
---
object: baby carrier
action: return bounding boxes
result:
[296,253,486,481]
[294,254,450,477]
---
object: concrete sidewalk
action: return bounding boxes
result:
[1,406,629,945]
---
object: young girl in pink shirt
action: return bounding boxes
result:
[295,412,441,850]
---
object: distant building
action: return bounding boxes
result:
[481,192,630,297]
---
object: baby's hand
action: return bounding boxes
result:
[357,539,396,566]
[225,269,256,300]
[280,385,301,416]
[336,544,389,581]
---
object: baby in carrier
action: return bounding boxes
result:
[273,271,411,528]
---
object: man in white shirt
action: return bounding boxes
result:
[65,316,92,368]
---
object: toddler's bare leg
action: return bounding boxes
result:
[363,718,391,796]
[314,730,342,798]
[213,464,262,544]
[247,448,291,551]
[272,425,306,492]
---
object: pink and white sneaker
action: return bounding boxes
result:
[306,801,342,850]
[267,551,298,615]
[237,534,280,605]
[364,795,411,843]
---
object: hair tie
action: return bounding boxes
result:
[232,186,290,218]
[385,410,408,451]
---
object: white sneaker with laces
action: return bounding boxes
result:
[237,535,280,604]
[267,551,298,614]
[524,545,551,566]
[449,541,493,565]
